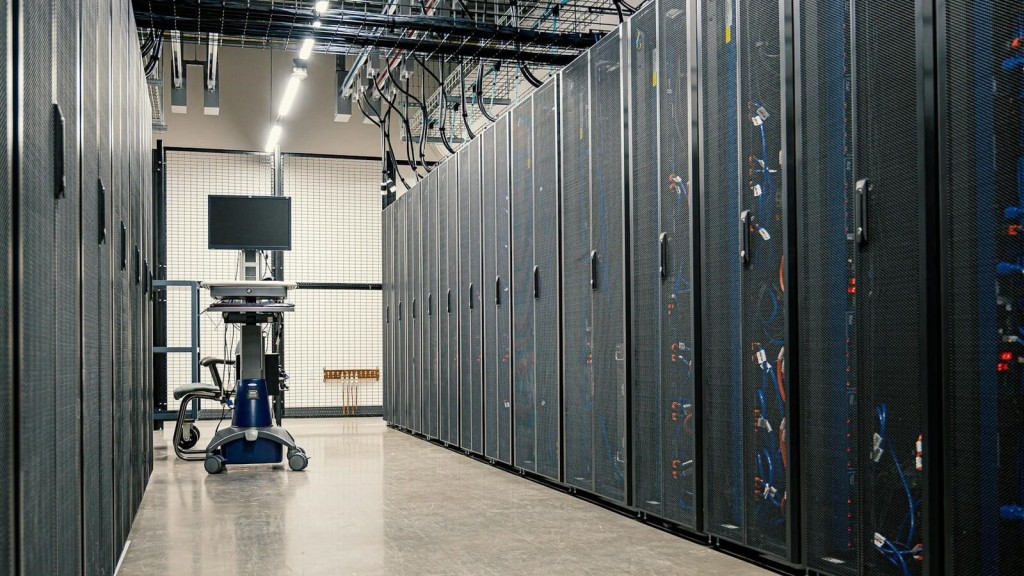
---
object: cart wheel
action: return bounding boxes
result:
[288,450,308,472]
[204,454,225,474]
[178,427,200,450]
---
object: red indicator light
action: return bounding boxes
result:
[1000,351,1013,361]
[998,362,1010,372]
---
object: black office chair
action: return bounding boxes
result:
[172,357,235,461]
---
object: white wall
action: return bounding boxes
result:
[157,43,440,164]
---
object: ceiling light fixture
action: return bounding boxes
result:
[265,124,283,152]
[313,20,322,28]
[299,38,315,60]
[278,74,304,117]
[314,1,329,14]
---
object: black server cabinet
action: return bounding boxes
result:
[423,172,439,439]
[561,29,629,504]
[699,0,791,558]
[629,0,699,528]
[940,2,1024,574]
[412,184,423,434]
[438,162,455,443]
[446,156,462,445]
[512,81,561,480]
[483,119,513,464]
[798,0,932,574]
[459,141,484,454]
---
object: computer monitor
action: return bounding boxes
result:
[208,195,292,251]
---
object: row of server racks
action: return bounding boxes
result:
[0,0,156,574]
[383,0,1024,574]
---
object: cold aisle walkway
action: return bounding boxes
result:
[118,418,770,575]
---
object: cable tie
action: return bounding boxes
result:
[871,432,884,462]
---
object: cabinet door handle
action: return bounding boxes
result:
[533,266,540,299]
[120,221,127,270]
[135,245,141,285]
[590,250,598,290]
[447,289,452,313]
[428,293,433,316]
[412,298,417,319]
[98,179,107,243]
[469,283,475,309]
[53,103,66,199]
[659,232,669,279]
[386,305,390,324]
[495,276,501,306]
[398,302,403,321]
[855,178,870,246]
[740,210,751,267]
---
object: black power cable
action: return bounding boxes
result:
[386,65,430,170]
[361,95,410,190]
[458,57,475,140]
[475,61,496,122]
[376,79,424,179]
[414,55,457,155]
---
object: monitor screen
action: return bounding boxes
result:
[208,195,292,250]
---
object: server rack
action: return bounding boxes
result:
[510,79,562,480]
[533,80,563,483]
[446,155,462,445]
[797,0,933,573]
[424,172,440,439]
[383,204,392,422]
[628,0,699,528]
[483,120,513,464]
[940,1,1024,574]
[398,193,409,429]
[459,141,484,454]
[699,0,792,559]
[438,162,454,443]
[511,93,540,474]
[560,28,630,505]
[411,182,423,434]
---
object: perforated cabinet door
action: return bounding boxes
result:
[19,0,59,572]
[425,172,439,439]
[511,97,538,473]
[942,3,1024,574]
[796,1,859,571]
[447,156,462,445]
[438,163,452,442]
[699,0,747,547]
[410,184,421,433]
[483,127,500,460]
[533,80,561,482]
[589,29,628,505]
[629,1,663,519]
[0,0,12,571]
[55,0,84,569]
[494,116,513,465]
[560,54,595,492]
[852,2,929,574]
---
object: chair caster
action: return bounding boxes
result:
[178,426,201,450]
[288,449,308,471]
[204,454,225,474]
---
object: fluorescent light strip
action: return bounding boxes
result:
[265,124,282,152]
[315,1,329,13]
[278,75,303,117]
[299,38,315,60]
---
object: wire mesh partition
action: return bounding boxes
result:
[163,149,384,417]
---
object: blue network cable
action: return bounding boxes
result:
[871,404,923,576]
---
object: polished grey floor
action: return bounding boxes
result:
[119,418,771,575]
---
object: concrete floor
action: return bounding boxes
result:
[118,418,772,576]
